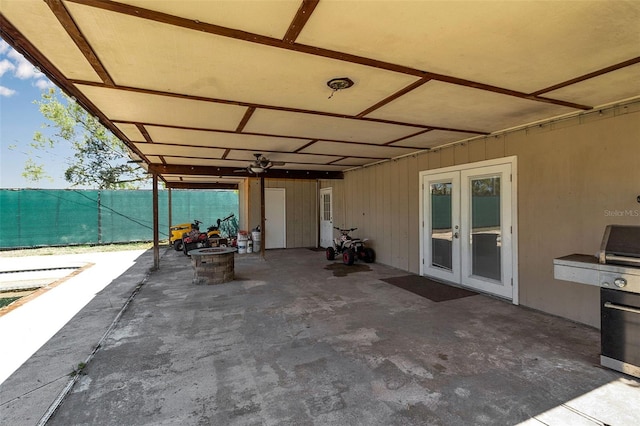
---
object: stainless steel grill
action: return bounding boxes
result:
[554,225,640,378]
[598,225,640,268]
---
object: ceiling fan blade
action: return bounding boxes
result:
[270,161,285,166]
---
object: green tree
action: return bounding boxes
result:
[24,88,148,189]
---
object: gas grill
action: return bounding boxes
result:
[554,225,640,378]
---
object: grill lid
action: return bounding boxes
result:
[598,225,640,266]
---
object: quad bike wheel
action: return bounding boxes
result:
[343,249,355,266]
[174,240,184,251]
[326,247,335,260]
[363,248,376,263]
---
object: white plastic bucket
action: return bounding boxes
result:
[251,231,261,251]
[237,239,247,254]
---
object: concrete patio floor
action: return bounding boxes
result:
[1,248,639,425]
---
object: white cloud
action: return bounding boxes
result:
[7,49,42,80]
[0,85,17,97]
[0,58,15,77]
[0,42,53,92]
[35,78,54,90]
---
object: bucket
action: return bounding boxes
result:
[237,238,247,254]
[252,231,261,251]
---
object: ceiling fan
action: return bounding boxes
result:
[235,153,285,174]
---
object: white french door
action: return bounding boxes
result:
[423,171,461,283]
[421,159,517,301]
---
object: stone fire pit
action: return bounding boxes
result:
[189,247,236,285]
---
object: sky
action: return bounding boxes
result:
[0,38,77,189]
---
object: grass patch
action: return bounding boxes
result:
[0,296,22,308]
[0,241,163,257]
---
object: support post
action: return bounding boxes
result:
[153,173,160,270]
[260,175,266,260]
[168,187,172,235]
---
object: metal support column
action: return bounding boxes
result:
[260,175,266,260]
[168,187,172,236]
[152,173,160,270]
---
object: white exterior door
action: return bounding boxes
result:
[421,158,517,302]
[265,188,286,249]
[460,164,513,299]
[320,187,333,248]
[423,171,461,283]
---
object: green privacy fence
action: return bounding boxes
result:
[0,189,238,249]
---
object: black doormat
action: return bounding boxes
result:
[381,275,477,302]
[308,247,326,252]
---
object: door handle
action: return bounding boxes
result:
[604,302,640,315]
[454,232,459,239]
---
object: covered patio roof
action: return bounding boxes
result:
[2,1,639,188]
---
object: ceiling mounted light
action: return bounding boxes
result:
[327,77,354,99]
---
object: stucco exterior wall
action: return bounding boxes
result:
[324,103,640,327]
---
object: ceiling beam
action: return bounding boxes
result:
[44,0,114,85]
[530,56,640,96]
[283,0,319,44]
[356,77,432,118]
[165,182,238,190]
[148,164,344,180]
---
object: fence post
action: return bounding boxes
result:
[97,190,102,245]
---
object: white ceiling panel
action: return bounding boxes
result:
[245,109,422,144]
[301,142,414,159]
[135,143,225,159]
[66,2,419,116]
[271,163,347,172]
[117,0,300,39]
[144,126,311,152]
[1,0,101,82]
[368,81,576,133]
[144,156,163,164]
[544,64,640,107]
[393,130,478,149]
[163,175,244,184]
[297,1,640,94]
[162,157,248,168]
[115,123,145,142]
[226,151,339,165]
[77,85,247,131]
[331,158,376,167]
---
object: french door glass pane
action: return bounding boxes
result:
[471,176,501,281]
[431,182,452,270]
[323,194,331,220]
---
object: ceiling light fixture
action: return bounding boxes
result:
[327,77,354,99]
